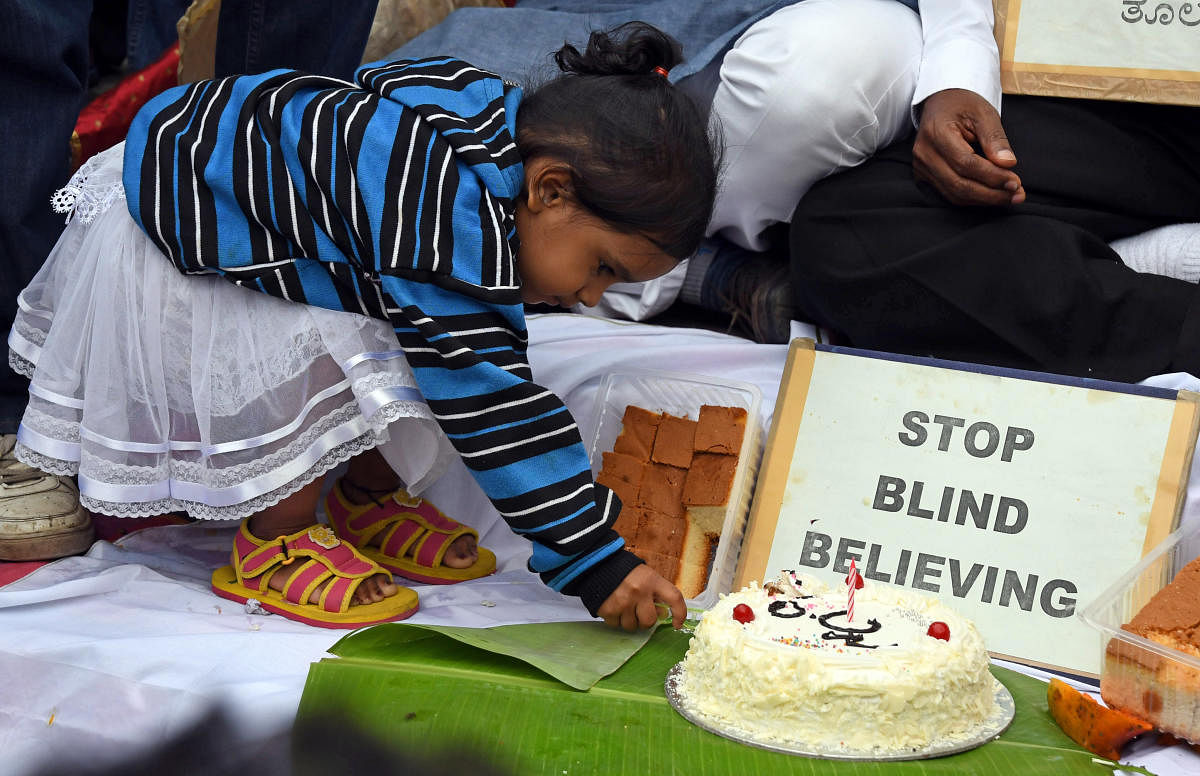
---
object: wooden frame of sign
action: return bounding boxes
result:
[734,339,1199,677]
[993,0,1200,107]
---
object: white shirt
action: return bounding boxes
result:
[913,0,1003,115]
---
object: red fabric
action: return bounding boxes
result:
[0,562,45,587]
[73,42,180,170]
[91,513,190,542]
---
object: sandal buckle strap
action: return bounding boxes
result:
[236,524,377,580]
[289,529,376,577]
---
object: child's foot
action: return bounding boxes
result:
[210,518,419,628]
[339,480,479,569]
[247,515,400,606]
[325,478,497,585]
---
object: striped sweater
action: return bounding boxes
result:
[122,57,642,613]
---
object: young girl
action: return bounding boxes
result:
[9,23,718,631]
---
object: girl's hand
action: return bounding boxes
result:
[596,564,687,632]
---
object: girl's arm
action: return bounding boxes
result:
[380,275,662,616]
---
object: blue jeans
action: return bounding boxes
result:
[125,0,192,70]
[126,0,379,76]
[0,1,93,433]
[213,0,379,78]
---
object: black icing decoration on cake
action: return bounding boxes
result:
[818,612,882,648]
[767,600,807,618]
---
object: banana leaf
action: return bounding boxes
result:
[297,623,1155,775]
[321,620,658,690]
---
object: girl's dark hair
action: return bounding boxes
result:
[515,21,721,260]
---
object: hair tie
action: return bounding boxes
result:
[653,66,670,79]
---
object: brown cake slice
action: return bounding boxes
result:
[677,523,718,600]
[694,404,747,455]
[613,405,661,460]
[610,504,645,546]
[635,461,687,519]
[596,450,645,509]
[651,414,698,468]
[1102,556,1200,742]
[640,550,682,584]
[634,508,686,559]
[682,452,739,534]
[677,453,740,600]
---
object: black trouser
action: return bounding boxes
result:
[789,95,1200,383]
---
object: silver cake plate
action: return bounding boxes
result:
[665,663,1015,761]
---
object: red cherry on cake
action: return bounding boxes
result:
[732,603,755,623]
[844,572,864,590]
[927,621,951,641]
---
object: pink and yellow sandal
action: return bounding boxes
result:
[210,521,419,628]
[324,479,496,585]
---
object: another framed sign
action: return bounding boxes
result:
[994,0,1200,106]
[735,339,1199,676]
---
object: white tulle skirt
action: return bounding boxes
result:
[8,144,457,521]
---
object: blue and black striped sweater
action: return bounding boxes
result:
[122,57,641,613]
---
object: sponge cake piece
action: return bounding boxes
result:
[651,414,698,468]
[694,404,747,455]
[613,405,661,459]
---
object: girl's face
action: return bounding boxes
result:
[514,160,676,308]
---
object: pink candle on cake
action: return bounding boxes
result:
[846,559,860,622]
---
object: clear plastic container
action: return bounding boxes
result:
[588,370,763,610]
[1079,520,1200,742]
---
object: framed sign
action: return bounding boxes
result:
[994,0,1200,106]
[735,340,1199,676]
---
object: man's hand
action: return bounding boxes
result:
[596,563,687,632]
[913,88,1025,207]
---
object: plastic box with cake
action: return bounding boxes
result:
[587,370,763,610]
[1080,519,1200,743]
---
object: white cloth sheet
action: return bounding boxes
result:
[1,313,1198,776]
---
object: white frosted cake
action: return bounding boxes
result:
[674,572,995,753]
